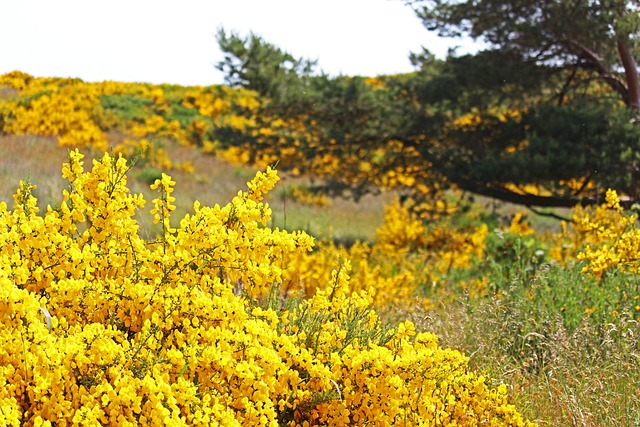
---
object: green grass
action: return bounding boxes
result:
[389,232,640,427]
[267,187,388,244]
[406,293,640,426]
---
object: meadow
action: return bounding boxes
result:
[0,72,638,426]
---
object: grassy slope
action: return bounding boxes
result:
[0,134,389,242]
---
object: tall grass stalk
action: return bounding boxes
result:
[406,271,640,426]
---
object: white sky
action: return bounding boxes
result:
[1,0,476,87]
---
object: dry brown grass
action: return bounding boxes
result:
[404,295,640,427]
[0,134,387,242]
[0,134,70,206]
[0,86,18,100]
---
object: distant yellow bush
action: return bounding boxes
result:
[573,189,640,279]
[0,71,265,173]
[284,198,490,308]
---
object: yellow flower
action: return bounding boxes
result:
[0,148,534,426]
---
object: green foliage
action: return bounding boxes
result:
[518,102,640,196]
[99,94,155,124]
[215,20,640,210]
[216,28,318,107]
[439,99,640,200]
[14,89,54,109]
[412,0,640,112]
[135,167,164,185]
[484,232,640,332]
[409,49,551,107]
[484,230,547,285]
[413,0,639,65]
[164,103,201,129]
[283,297,397,354]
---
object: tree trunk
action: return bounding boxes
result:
[455,180,600,208]
[618,39,640,117]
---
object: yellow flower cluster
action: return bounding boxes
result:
[451,107,523,131]
[375,199,428,252]
[0,71,263,172]
[0,151,534,426]
[284,199,490,307]
[288,186,331,207]
[452,112,483,128]
[1,73,108,151]
[570,189,640,278]
[509,213,535,236]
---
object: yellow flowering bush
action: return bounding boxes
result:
[0,71,266,172]
[571,189,640,278]
[282,263,534,426]
[288,186,331,207]
[0,151,534,426]
[375,199,428,253]
[0,76,108,151]
[284,199,489,307]
[540,189,640,273]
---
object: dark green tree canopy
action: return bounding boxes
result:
[411,0,640,113]
[215,4,640,212]
[216,29,319,111]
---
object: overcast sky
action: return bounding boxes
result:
[1,0,477,87]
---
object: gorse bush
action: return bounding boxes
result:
[0,71,264,173]
[0,151,535,426]
[281,198,490,312]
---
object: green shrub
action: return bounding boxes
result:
[135,167,163,185]
[99,94,154,123]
